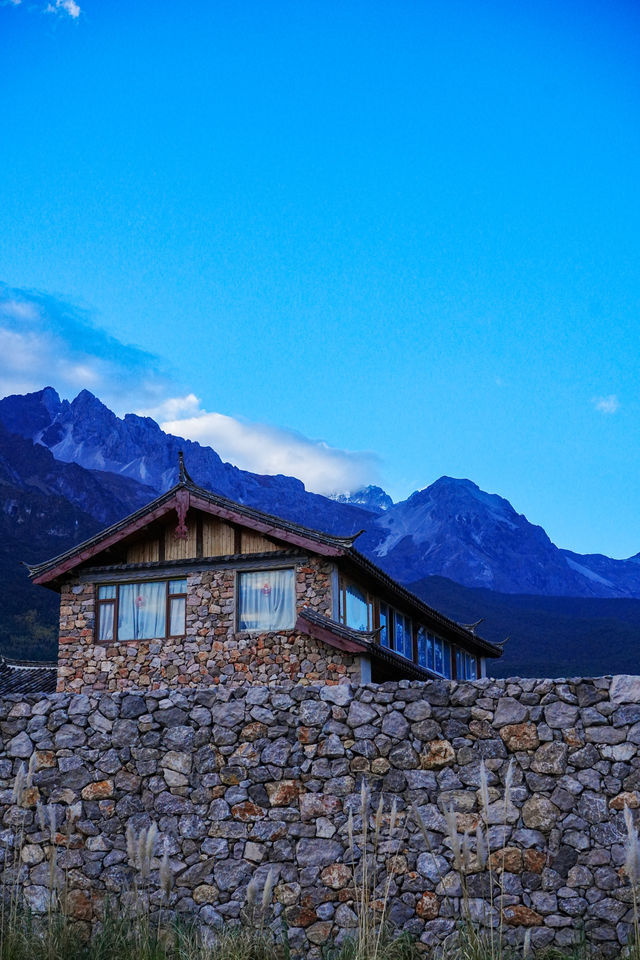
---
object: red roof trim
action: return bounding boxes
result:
[186,494,345,557]
[32,496,181,585]
[295,614,368,654]
[33,490,346,586]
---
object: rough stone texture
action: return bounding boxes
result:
[57,559,361,692]
[1,676,640,957]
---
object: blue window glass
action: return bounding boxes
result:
[442,640,452,679]
[340,581,370,631]
[394,612,412,659]
[434,636,444,675]
[380,603,390,648]
[417,626,427,666]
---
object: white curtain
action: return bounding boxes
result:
[238,570,295,631]
[98,603,114,643]
[118,581,166,641]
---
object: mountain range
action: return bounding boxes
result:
[1,386,639,676]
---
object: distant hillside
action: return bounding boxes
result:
[411,575,640,678]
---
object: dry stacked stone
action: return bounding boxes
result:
[1,676,640,956]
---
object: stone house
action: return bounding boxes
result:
[29,457,501,693]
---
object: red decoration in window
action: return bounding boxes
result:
[261,582,272,596]
[135,595,145,608]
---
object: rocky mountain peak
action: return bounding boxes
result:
[332,484,393,513]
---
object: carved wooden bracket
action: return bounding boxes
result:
[174,489,190,540]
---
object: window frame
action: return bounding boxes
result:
[235,566,297,634]
[336,578,479,680]
[96,578,187,643]
[337,576,374,632]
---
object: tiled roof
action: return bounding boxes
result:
[0,658,57,695]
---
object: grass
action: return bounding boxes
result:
[1,759,640,960]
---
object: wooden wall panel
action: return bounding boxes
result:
[164,523,198,561]
[240,531,279,554]
[202,518,235,557]
[127,540,160,564]
[126,512,284,565]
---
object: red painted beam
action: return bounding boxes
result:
[295,614,368,654]
[33,497,180,585]
[187,494,345,557]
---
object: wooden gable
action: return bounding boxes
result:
[30,481,349,587]
[124,510,283,565]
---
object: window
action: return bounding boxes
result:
[416,627,450,676]
[338,578,372,631]
[433,635,452,678]
[377,601,413,659]
[379,603,390,648]
[417,626,428,667]
[394,610,413,660]
[456,649,478,680]
[237,569,296,632]
[97,579,187,642]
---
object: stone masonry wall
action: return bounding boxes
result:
[3,676,640,956]
[58,557,360,692]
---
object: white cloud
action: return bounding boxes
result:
[141,394,202,421]
[0,286,379,496]
[45,0,81,17]
[150,396,379,496]
[0,284,170,413]
[593,395,620,415]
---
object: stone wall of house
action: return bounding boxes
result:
[3,676,640,956]
[57,557,360,692]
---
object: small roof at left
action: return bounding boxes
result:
[0,657,57,695]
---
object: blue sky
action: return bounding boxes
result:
[1,0,639,557]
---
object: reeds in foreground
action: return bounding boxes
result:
[328,782,420,960]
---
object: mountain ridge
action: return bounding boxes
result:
[2,387,640,601]
[1,387,640,675]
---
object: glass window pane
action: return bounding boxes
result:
[98,584,116,600]
[442,641,452,679]
[98,603,114,642]
[467,654,477,680]
[394,611,403,655]
[169,596,186,635]
[238,569,296,631]
[380,604,390,648]
[405,617,413,659]
[169,579,187,594]
[456,649,464,679]
[427,633,434,670]
[119,581,166,641]
[417,627,427,666]
[394,613,412,659]
[344,583,370,631]
[434,637,443,675]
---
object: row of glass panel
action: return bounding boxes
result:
[339,579,478,680]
